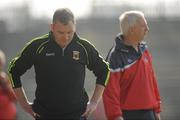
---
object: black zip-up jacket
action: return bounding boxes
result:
[8,32,110,118]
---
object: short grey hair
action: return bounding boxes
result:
[119,11,145,36]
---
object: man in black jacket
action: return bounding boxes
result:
[8,8,109,120]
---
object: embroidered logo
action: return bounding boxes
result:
[72,51,80,60]
[144,56,148,63]
[127,59,133,63]
[45,53,55,56]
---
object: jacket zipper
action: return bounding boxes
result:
[62,48,65,56]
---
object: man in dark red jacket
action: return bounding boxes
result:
[103,11,161,120]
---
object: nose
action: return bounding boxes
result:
[145,25,149,33]
[64,34,69,40]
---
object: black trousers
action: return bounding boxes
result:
[122,109,156,120]
[35,116,86,120]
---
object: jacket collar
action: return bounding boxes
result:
[49,31,79,42]
[115,33,131,53]
[115,33,147,54]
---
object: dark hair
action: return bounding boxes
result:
[52,8,75,25]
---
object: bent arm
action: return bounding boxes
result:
[14,87,35,117]
[90,84,105,104]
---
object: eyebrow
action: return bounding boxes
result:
[58,30,73,33]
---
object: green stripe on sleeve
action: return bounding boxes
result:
[8,34,49,87]
[8,73,15,87]
[105,70,110,86]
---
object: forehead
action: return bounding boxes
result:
[53,21,75,33]
[138,17,147,25]
[54,21,74,28]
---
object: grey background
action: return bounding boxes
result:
[0,3,180,120]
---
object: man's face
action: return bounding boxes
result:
[51,21,75,46]
[134,17,149,42]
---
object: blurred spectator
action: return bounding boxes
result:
[0,50,17,120]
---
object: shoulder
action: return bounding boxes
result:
[108,48,124,71]
[20,34,50,54]
[76,37,98,55]
[26,34,50,48]
[140,41,148,51]
[77,37,95,49]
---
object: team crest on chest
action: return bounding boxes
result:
[144,56,148,63]
[72,51,80,60]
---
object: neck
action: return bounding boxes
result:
[54,38,72,49]
[57,41,69,48]
[123,36,139,52]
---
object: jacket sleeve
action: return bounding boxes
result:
[148,52,161,113]
[151,67,161,113]
[152,73,161,113]
[82,40,110,86]
[103,70,123,120]
[8,41,37,88]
